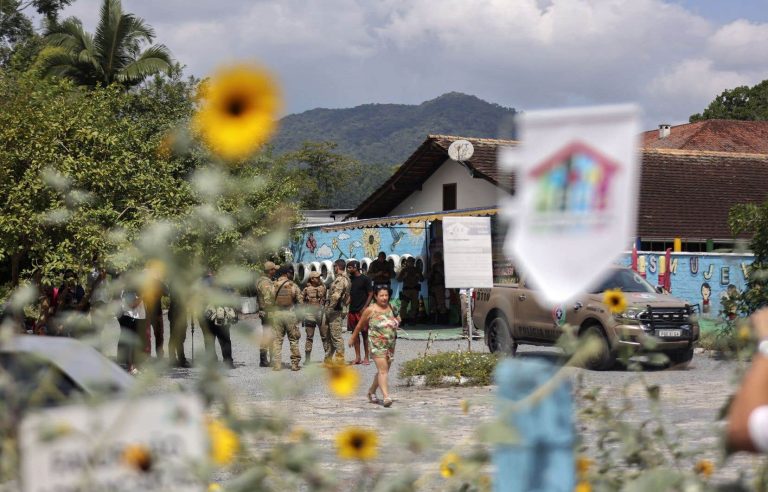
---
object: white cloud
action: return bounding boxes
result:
[53,0,768,127]
[315,244,333,259]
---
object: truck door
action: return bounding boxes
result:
[514,278,559,342]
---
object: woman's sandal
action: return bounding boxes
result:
[367,392,380,404]
[382,397,393,408]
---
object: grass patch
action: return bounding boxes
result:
[399,351,499,386]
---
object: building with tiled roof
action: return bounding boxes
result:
[349,135,768,251]
[641,120,768,154]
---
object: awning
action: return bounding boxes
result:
[303,207,499,232]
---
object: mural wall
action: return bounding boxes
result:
[616,252,752,319]
[291,223,753,322]
[290,223,430,300]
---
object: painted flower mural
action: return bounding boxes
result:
[362,228,381,258]
[408,221,425,236]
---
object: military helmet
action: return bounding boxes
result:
[309,271,321,279]
[264,261,276,271]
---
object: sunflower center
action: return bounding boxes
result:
[226,96,248,117]
[350,435,365,450]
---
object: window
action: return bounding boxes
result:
[443,183,457,211]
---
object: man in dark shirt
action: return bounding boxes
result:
[367,251,394,290]
[347,260,373,365]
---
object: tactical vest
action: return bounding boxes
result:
[274,280,294,308]
[305,286,325,305]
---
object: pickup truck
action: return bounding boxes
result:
[472,267,700,370]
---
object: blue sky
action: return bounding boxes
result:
[51,0,768,130]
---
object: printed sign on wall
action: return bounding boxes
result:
[443,216,493,288]
[501,105,641,304]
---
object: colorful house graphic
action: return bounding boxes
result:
[529,141,619,214]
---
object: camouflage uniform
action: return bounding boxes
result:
[256,272,276,367]
[324,271,350,363]
[429,261,447,317]
[301,273,327,363]
[271,275,303,371]
[397,259,423,322]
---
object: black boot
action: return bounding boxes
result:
[259,349,269,367]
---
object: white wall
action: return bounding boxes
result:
[389,158,500,215]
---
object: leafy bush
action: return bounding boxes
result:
[399,351,499,386]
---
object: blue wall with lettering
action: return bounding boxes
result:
[617,252,752,318]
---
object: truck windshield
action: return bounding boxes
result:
[591,269,656,294]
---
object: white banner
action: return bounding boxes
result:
[20,394,206,492]
[500,104,641,304]
[443,216,493,288]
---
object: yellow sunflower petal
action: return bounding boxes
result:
[335,426,378,461]
[327,363,360,398]
[440,452,461,478]
[193,64,282,161]
[207,418,240,466]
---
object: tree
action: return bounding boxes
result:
[1,0,74,67]
[690,80,768,122]
[727,201,768,315]
[0,72,190,284]
[40,0,172,88]
[278,141,363,209]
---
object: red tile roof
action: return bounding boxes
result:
[351,135,768,240]
[641,120,768,154]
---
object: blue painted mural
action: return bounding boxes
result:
[617,252,752,319]
[290,223,431,302]
[291,223,753,322]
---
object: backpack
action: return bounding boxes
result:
[206,305,238,326]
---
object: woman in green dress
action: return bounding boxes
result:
[348,286,400,407]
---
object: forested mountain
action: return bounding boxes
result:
[273,92,517,209]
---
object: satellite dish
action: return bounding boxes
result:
[448,140,474,162]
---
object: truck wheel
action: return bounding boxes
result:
[487,316,517,356]
[667,347,693,369]
[581,325,615,371]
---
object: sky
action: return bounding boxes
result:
[47,0,768,130]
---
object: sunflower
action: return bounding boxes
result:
[362,228,381,259]
[327,363,360,398]
[694,459,714,478]
[207,418,240,466]
[335,426,378,461]
[439,452,461,478]
[193,64,281,161]
[122,444,152,472]
[140,259,166,312]
[576,456,593,478]
[603,289,627,314]
[575,482,592,492]
[208,484,222,492]
[408,221,425,236]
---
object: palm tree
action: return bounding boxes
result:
[40,0,173,88]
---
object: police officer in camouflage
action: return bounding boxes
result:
[301,271,327,365]
[324,259,350,364]
[256,261,277,367]
[271,266,303,371]
[397,256,423,325]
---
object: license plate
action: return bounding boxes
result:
[656,329,681,338]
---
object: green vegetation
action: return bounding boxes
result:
[690,79,768,122]
[399,351,499,386]
[273,92,517,207]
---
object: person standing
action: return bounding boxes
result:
[167,285,190,368]
[324,259,350,364]
[202,296,237,368]
[347,260,373,365]
[256,261,277,367]
[428,252,447,323]
[118,287,146,375]
[368,251,394,290]
[271,266,303,371]
[301,271,326,365]
[348,286,400,408]
[396,257,423,326]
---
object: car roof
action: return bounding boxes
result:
[0,336,134,394]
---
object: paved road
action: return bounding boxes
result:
[98,315,756,488]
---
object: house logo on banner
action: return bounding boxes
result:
[530,141,620,231]
[501,104,641,304]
